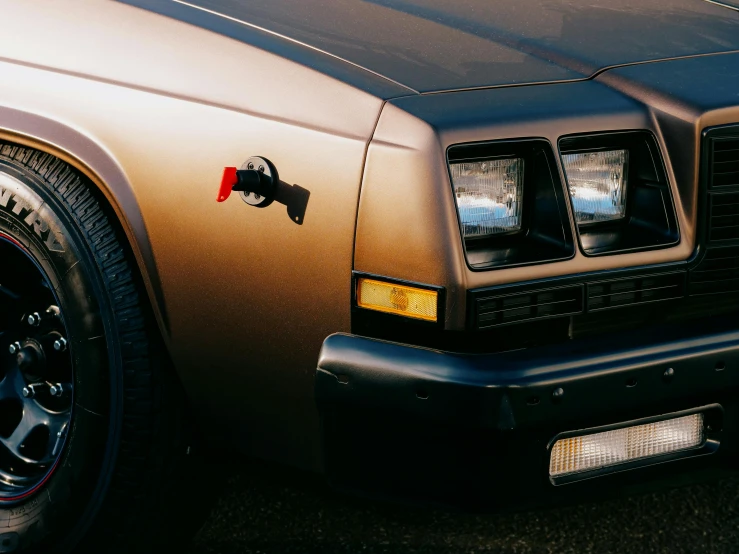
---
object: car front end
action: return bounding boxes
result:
[316,53,739,507]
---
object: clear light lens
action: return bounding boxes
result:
[357,278,438,322]
[562,149,629,224]
[549,413,704,477]
[450,158,524,238]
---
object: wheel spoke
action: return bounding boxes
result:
[0,398,70,465]
[0,365,23,400]
[1,404,45,462]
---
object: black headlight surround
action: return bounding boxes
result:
[447,138,575,270]
[559,130,679,256]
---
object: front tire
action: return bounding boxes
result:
[0,143,194,553]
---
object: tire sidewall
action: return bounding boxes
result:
[0,160,121,553]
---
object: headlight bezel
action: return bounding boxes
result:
[559,130,680,256]
[447,138,576,271]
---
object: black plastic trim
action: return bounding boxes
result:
[558,130,680,256]
[468,268,688,330]
[316,325,739,429]
[473,284,584,330]
[688,124,739,295]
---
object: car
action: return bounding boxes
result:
[2,0,739,551]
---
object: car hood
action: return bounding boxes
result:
[168,0,739,94]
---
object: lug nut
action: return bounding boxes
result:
[53,337,68,352]
[8,342,21,355]
[21,386,34,399]
[27,312,41,326]
[50,384,64,397]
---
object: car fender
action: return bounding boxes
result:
[0,105,170,339]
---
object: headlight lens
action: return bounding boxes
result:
[562,149,629,224]
[450,158,524,238]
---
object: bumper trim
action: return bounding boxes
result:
[316,327,739,430]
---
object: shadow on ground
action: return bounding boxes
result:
[186,462,739,554]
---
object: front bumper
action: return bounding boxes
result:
[315,321,739,508]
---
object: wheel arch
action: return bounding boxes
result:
[0,105,170,343]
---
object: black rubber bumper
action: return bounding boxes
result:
[315,325,739,508]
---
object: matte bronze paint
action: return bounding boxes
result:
[1,0,739,472]
[0,0,386,471]
[134,0,739,93]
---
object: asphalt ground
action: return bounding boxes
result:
[186,464,739,554]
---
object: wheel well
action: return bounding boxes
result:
[0,136,170,350]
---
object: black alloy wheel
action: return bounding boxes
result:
[0,234,73,502]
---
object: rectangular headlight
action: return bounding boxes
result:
[549,413,704,478]
[450,158,524,238]
[562,149,628,224]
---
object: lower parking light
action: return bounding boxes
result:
[549,413,705,478]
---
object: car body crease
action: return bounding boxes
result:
[172,0,420,96]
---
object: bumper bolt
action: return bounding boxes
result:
[53,337,68,352]
[27,312,41,326]
[8,342,21,355]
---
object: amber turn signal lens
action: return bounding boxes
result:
[356,278,438,322]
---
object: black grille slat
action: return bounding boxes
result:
[689,280,739,295]
[690,217,739,293]
[709,193,739,241]
[715,150,739,163]
[715,139,739,151]
[714,174,739,188]
[712,139,739,188]
[586,274,685,312]
[588,283,681,299]
[690,134,739,294]
[475,286,583,328]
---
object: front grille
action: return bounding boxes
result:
[711,138,739,188]
[689,245,739,295]
[587,273,685,311]
[689,127,739,295]
[474,286,583,329]
[709,192,739,242]
[472,273,687,329]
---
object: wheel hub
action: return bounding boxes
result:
[0,234,73,500]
